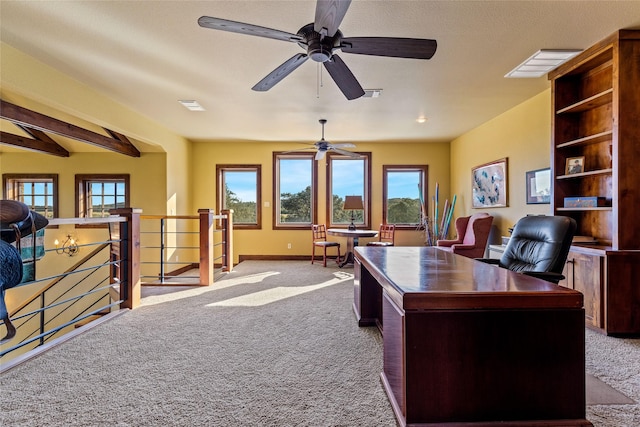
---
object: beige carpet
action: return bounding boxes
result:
[1,260,639,426]
[585,327,640,426]
[586,374,634,405]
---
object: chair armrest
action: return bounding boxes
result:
[436,239,462,247]
[451,244,475,250]
[522,271,565,284]
[475,258,500,265]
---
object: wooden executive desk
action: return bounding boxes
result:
[354,246,591,427]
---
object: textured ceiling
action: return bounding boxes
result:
[2,1,640,148]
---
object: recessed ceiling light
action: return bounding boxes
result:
[178,100,206,111]
[416,116,427,124]
[505,49,582,78]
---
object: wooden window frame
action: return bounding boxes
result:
[3,174,59,220]
[326,152,372,229]
[75,174,130,228]
[272,152,318,230]
[383,165,428,230]
[216,164,262,230]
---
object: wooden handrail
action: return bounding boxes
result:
[140,215,199,220]
[48,216,126,226]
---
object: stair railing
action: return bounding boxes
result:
[1,208,233,366]
[138,209,233,286]
[0,213,130,363]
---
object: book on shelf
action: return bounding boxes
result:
[563,197,608,208]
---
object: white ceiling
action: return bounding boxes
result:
[2,1,640,147]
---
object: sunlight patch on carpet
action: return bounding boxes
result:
[141,271,281,306]
[207,276,350,307]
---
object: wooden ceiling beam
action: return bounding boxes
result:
[0,100,140,157]
[0,130,70,157]
[105,128,133,144]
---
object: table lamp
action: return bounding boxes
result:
[343,195,363,230]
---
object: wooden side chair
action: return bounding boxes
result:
[367,224,395,247]
[311,224,341,267]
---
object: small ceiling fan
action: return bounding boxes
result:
[198,0,437,100]
[290,119,359,160]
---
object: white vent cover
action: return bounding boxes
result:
[505,50,582,78]
[178,100,206,111]
[363,89,383,98]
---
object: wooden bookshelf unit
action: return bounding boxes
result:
[549,30,640,335]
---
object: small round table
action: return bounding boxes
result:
[326,228,378,267]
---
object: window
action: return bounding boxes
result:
[76,174,129,226]
[216,165,261,229]
[273,153,317,229]
[3,174,58,219]
[383,165,428,228]
[326,152,371,228]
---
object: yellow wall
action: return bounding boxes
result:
[0,42,192,216]
[192,140,450,262]
[0,152,166,218]
[0,152,167,311]
[0,43,189,315]
[450,89,553,242]
[2,40,556,261]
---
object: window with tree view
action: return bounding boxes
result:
[3,174,58,219]
[217,165,261,229]
[327,152,371,228]
[75,175,129,224]
[274,153,316,229]
[383,165,428,228]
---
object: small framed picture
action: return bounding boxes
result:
[526,168,551,204]
[565,156,585,175]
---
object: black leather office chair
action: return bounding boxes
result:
[477,215,577,284]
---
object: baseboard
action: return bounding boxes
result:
[239,255,311,262]
[164,263,199,276]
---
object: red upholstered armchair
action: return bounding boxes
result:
[436,213,493,259]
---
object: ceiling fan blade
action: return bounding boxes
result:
[281,148,317,155]
[341,37,437,59]
[329,143,356,149]
[314,0,351,37]
[252,53,310,91]
[322,54,365,100]
[198,16,302,43]
[332,148,360,157]
[315,150,327,160]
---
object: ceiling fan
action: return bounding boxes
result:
[198,0,437,100]
[290,119,359,160]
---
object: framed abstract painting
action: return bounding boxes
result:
[472,158,508,208]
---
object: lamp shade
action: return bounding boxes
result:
[343,195,364,210]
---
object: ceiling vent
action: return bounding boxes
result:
[505,49,582,78]
[178,100,206,111]
[363,89,383,98]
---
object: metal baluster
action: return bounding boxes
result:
[160,218,165,284]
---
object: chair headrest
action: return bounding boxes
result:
[501,215,576,274]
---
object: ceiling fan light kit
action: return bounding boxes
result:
[282,119,359,160]
[313,118,358,160]
[198,0,437,100]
